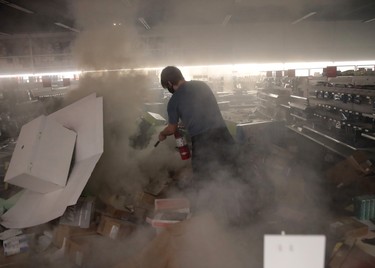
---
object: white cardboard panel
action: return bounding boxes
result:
[1,157,100,228]
[31,117,76,187]
[4,116,76,193]
[264,235,326,268]
[4,116,44,182]
[49,94,103,162]
[1,94,103,228]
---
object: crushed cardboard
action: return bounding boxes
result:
[1,94,103,228]
[327,151,374,186]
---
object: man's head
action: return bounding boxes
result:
[160,66,185,94]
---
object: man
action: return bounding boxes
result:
[158,66,237,183]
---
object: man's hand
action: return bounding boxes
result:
[159,132,167,141]
[158,124,178,142]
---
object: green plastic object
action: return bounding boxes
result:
[3,190,24,210]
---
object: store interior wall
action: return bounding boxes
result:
[150,20,375,66]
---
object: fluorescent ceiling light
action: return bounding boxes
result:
[292,12,317,25]
[2,60,375,78]
[363,18,375,23]
[0,31,11,36]
[0,71,82,79]
[0,0,34,14]
[138,17,151,30]
[54,22,80,33]
[222,15,232,26]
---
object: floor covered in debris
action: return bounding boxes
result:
[1,122,361,267]
[1,76,375,268]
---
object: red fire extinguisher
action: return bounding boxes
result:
[174,131,190,160]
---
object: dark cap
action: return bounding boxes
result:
[160,66,184,88]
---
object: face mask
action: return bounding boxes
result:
[167,85,175,94]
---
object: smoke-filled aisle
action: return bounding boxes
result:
[16,1,332,267]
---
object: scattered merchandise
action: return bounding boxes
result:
[3,234,29,256]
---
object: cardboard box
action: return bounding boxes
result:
[97,216,136,240]
[4,115,76,193]
[329,243,351,268]
[155,198,190,212]
[326,159,364,186]
[0,229,23,241]
[65,236,93,267]
[52,224,97,248]
[98,192,132,210]
[59,196,95,228]
[329,245,375,268]
[135,192,156,209]
[0,251,29,267]
[1,94,103,229]
[143,102,165,116]
[327,152,374,186]
[3,234,29,256]
[144,178,171,196]
[104,204,133,221]
[330,217,369,239]
[98,191,154,223]
[348,151,374,175]
[132,207,149,224]
[143,111,166,126]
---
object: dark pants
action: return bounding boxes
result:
[191,127,238,182]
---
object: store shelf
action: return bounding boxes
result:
[280,104,291,109]
[311,86,375,96]
[289,102,308,110]
[290,113,307,121]
[287,125,357,157]
[362,133,375,141]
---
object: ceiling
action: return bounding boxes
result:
[1,0,375,36]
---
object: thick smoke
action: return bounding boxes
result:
[71,0,142,69]
[61,0,188,197]
[52,1,334,267]
[63,72,145,194]
[62,71,188,199]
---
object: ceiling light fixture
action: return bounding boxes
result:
[0,0,34,14]
[54,22,80,33]
[222,15,232,26]
[292,12,317,25]
[363,18,375,23]
[138,17,151,30]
